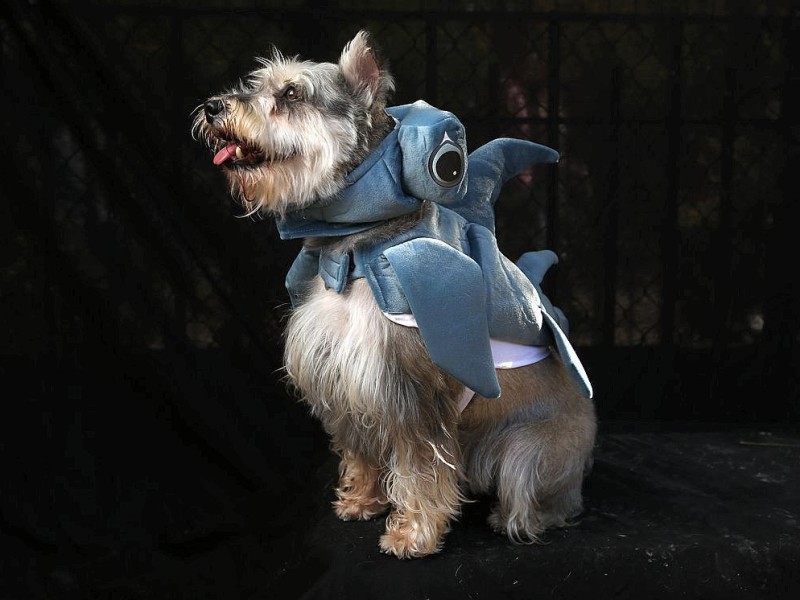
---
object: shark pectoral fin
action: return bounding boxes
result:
[540,310,594,399]
[383,239,501,399]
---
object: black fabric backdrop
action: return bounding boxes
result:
[2,1,799,598]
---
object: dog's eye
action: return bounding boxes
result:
[428,137,465,187]
[282,85,301,101]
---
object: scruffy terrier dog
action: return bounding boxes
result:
[193,30,597,559]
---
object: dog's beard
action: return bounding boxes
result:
[223,152,347,218]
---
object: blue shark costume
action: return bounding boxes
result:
[277,100,592,401]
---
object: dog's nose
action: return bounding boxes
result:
[204,99,225,122]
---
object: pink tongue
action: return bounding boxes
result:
[213,144,238,165]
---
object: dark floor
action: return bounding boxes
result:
[8,423,797,600]
[270,427,800,600]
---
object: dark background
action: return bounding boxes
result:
[2,1,799,598]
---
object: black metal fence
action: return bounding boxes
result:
[3,0,799,422]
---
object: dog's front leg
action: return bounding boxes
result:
[378,418,464,559]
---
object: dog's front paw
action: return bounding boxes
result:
[379,510,447,559]
[332,456,389,521]
[333,494,389,521]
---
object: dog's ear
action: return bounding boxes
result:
[339,30,395,109]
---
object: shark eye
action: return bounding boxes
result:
[428,138,464,187]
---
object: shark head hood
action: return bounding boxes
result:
[275,101,470,239]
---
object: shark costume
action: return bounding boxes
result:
[277,100,592,402]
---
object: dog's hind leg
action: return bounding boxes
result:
[487,400,596,543]
[460,358,597,544]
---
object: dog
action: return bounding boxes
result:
[192,30,597,559]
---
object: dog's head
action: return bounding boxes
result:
[192,30,395,216]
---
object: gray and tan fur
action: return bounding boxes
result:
[193,30,597,559]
